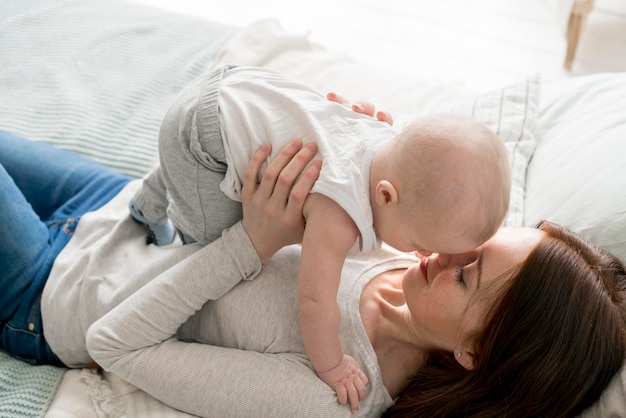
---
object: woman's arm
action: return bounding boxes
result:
[88,222,354,417]
[86,140,356,417]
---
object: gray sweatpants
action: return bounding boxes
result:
[133,65,242,244]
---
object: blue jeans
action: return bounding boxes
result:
[0,131,131,365]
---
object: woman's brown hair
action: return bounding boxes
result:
[384,221,626,418]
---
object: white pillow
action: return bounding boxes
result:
[214,18,467,117]
[523,73,626,418]
[524,73,626,264]
[432,74,541,228]
[579,358,626,418]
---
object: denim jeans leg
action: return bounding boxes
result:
[0,218,76,366]
[0,131,130,364]
[0,162,49,321]
[0,159,60,363]
[0,131,125,220]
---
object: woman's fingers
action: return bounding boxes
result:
[377,110,393,125]
[285,159,321,216]
[242,143,272,199]
[326,91,349,105]
[254,138,303,199]
[326,92,394,125]
[241,139,321,263]
[351,101,376,118]
[267,141,319,208]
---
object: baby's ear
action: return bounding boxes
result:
[374,180,399,207]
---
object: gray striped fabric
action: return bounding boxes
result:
[0,0,238,178]
[434,75,541,227]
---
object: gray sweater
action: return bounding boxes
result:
[41,181,416,417]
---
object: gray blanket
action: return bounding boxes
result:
[0,0,238,178]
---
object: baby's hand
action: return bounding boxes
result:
[317,354,369,413]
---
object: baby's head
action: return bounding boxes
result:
[370,113,511,255]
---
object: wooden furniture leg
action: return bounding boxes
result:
[565,0,596,69]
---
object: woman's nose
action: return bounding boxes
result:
[434,253,452,267]
[436,250,478,268]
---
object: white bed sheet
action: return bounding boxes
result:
[46,369,197,418]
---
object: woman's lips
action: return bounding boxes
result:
[420,256,429,283]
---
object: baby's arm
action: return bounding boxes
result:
[299,193,368,412]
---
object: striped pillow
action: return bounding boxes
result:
[434,75,541,227]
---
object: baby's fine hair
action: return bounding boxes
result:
[391,113,511,246]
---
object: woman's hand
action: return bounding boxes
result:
[241,139,321,263]
[327,92,394,125]
[241,95,389,263]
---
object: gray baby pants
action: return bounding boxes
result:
[133,65,242,244]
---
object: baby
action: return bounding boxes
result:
[129,65,511,409]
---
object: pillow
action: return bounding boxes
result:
[522,73,626,417]
[524,73,626,264]
[214,18,468,118]
[431,74,541,227]
[579,358,626,418]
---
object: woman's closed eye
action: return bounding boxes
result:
[455,265,466,286]
[454,250,483,289]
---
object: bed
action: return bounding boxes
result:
[1,0,625,417]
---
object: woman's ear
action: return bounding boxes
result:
[454,349,476,370]
[374,180,399,208]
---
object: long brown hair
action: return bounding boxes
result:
[384,221,626,417]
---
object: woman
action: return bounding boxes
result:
[385,221,626,417]
[1,119,625,418]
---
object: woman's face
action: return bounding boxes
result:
[402,227,544,357]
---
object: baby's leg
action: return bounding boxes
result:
[163,160,242,245]
[133,165,170,224]
[158,66,242,245]
[130,165,176,245]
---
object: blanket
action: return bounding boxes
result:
[0,0,238,178]
[0,351,65,417]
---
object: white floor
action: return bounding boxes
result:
[130,0,626,91]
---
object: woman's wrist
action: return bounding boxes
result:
[223,222,263,280]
